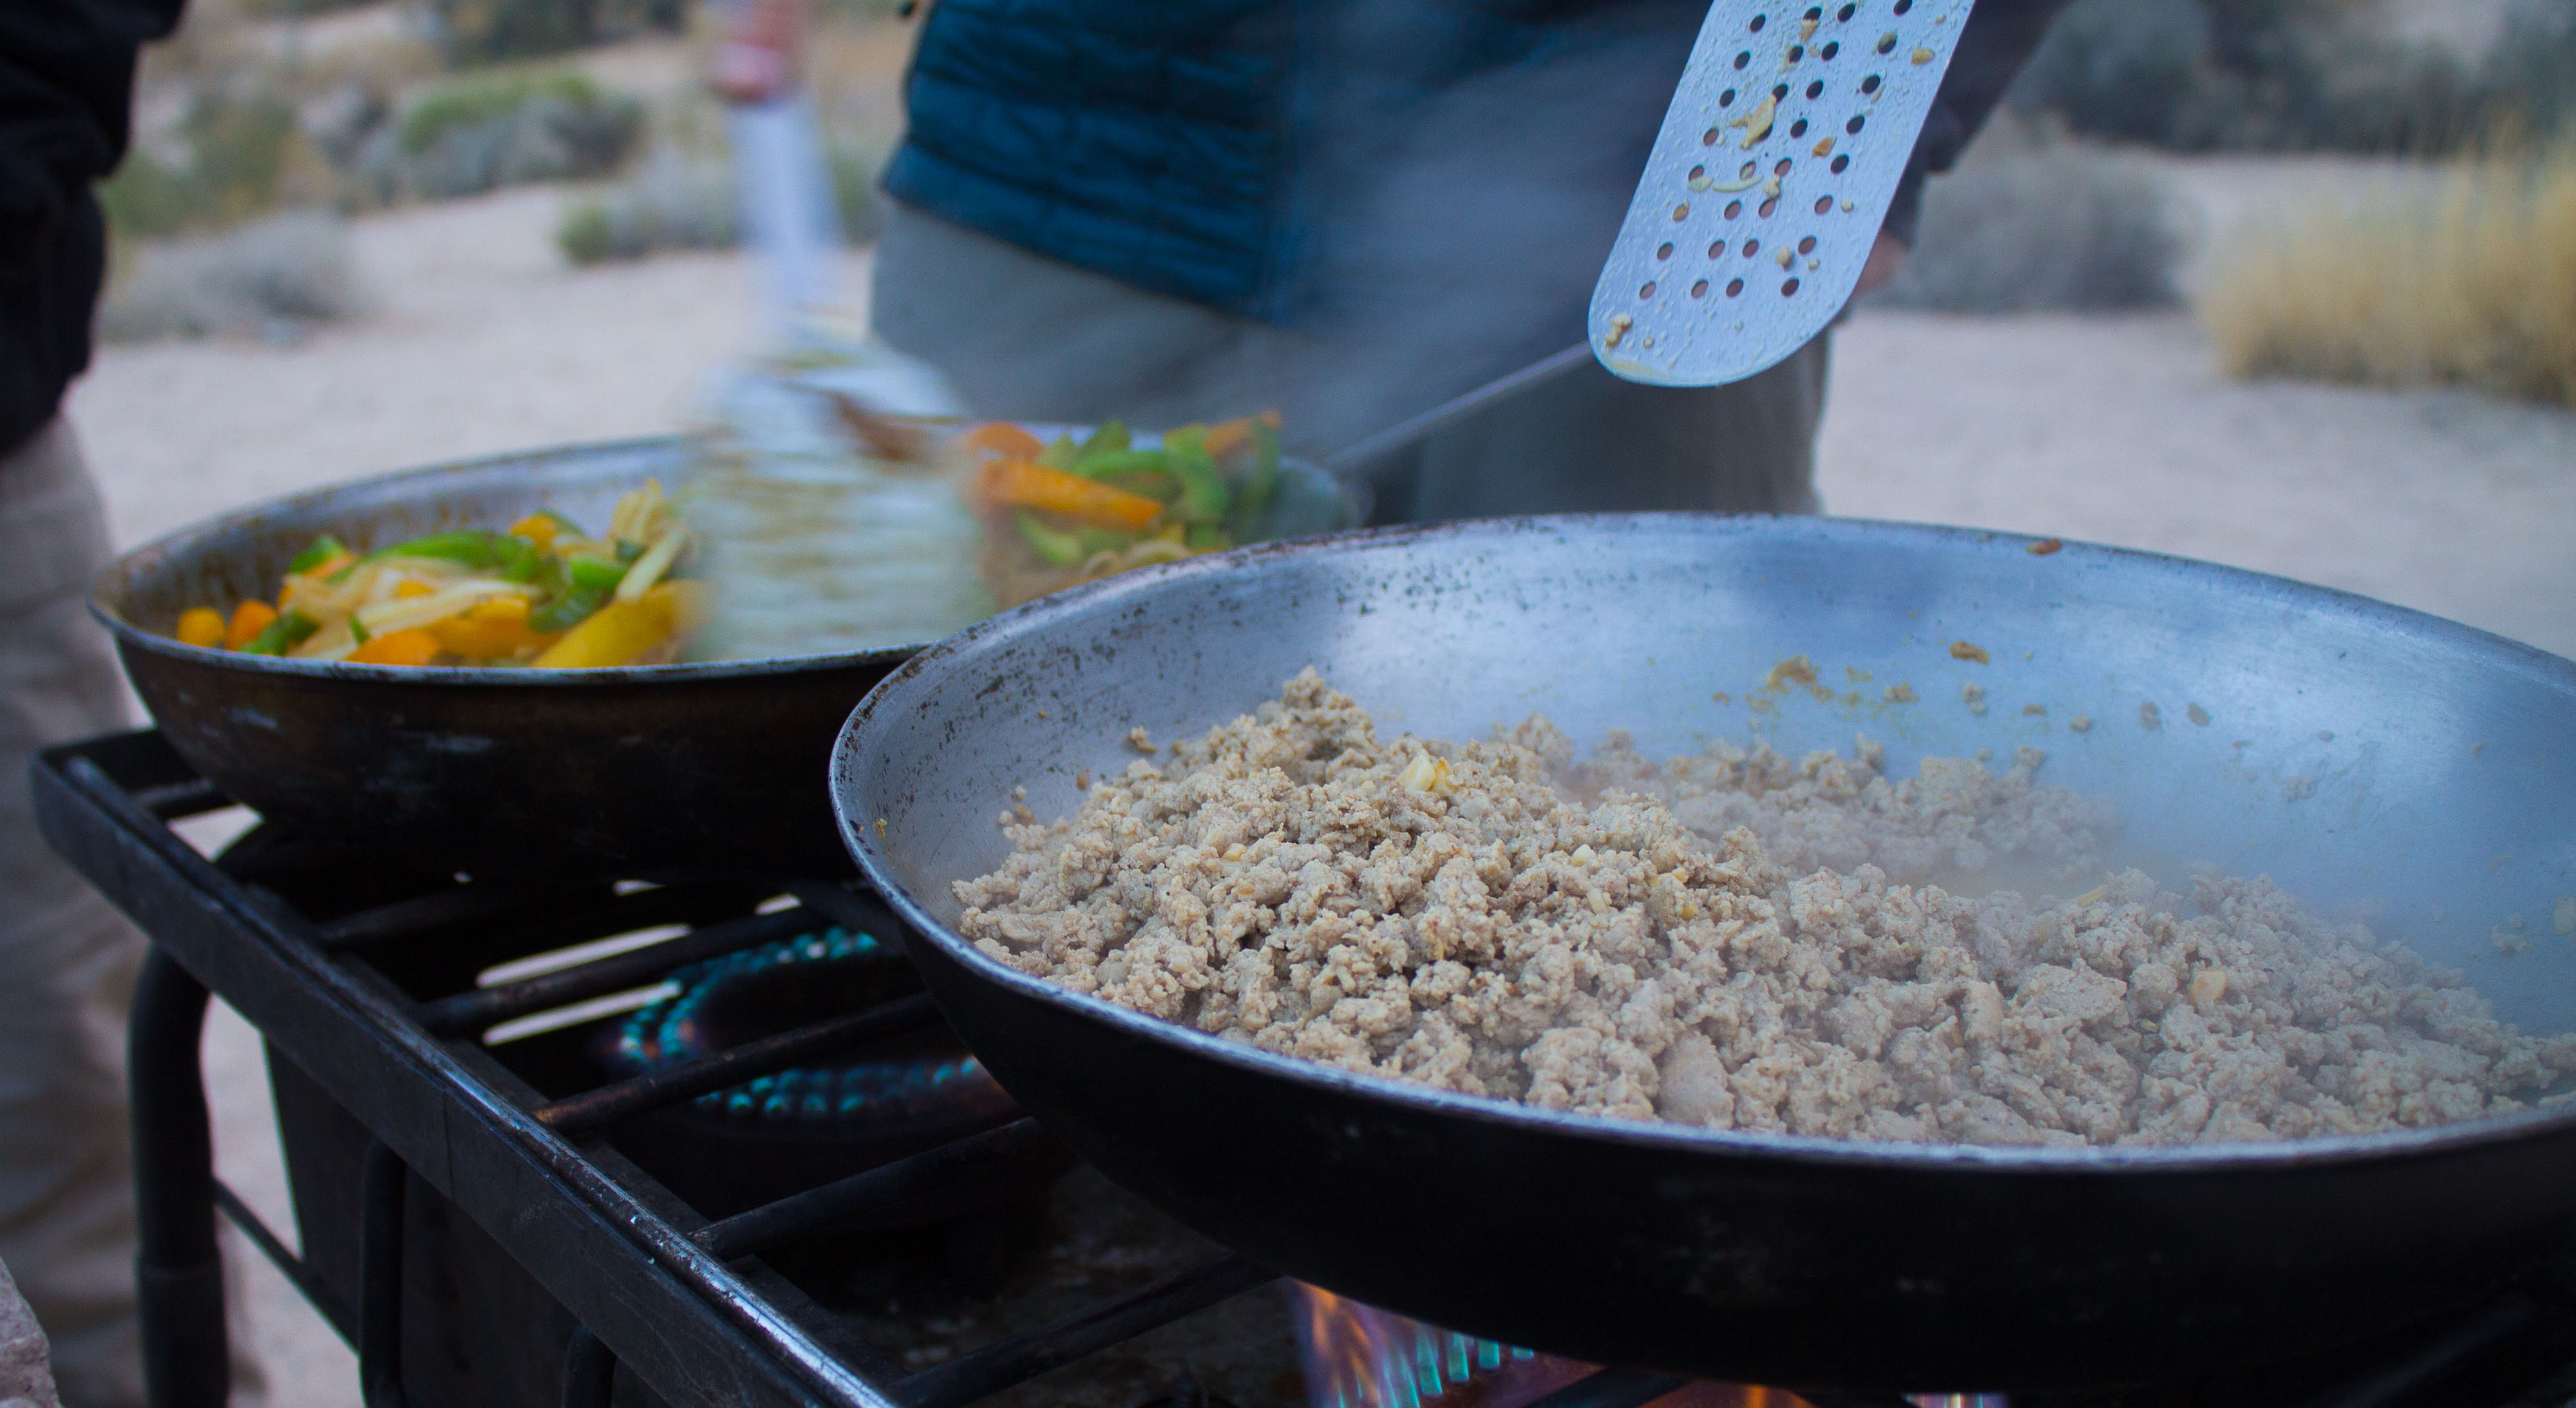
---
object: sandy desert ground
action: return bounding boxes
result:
[68,155,2576,1406]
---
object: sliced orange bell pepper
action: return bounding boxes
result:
[956,422,1046,461]
[225,600,278,650]
[175,608,227,649]
[1200,409,1282,459]
[350,629,442,666]
[428,597,557,661]
[974,459,1162,530]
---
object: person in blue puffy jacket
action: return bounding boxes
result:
[869,0,2071,521]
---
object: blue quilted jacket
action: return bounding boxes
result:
[881,0,2066,323]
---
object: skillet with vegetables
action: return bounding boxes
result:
[955,413,1288,610]
[169,482,704,669]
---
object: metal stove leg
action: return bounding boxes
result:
[360,1140,410,1408]
[562,1325,616,1408]
[129,948,229,1408]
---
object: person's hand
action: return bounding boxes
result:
[1853,230,1907,297]
[709,0,808,104]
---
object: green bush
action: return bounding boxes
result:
[352,71,643,202]
[1873,141,2181,313]
[556,136,887,267]
[2485,0,2576,142]
[431,0,686,65]
[99,212,365,343]
[95,91,305,239]
[2011,0,2481,153]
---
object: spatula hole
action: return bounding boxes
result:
[1790,118,1809,137]
[1799,235,1818,253]
[1806,80,1825,98]
[1788,44,1804,61]
[1743,238,1761,257]
[1847,113,1867,133]
[1830,154,1850,172]
[1657,241,1675,259]
[1815,195,1833,213]
[1708,239,1727,257]
[1862,74,1881,93]
[1734,50,1752,69]
[1837,2,1855,18]
[1776,158,1794,174]
[1750,12,1767,30]
[1727,278,1745,296]
[1719,89,1738,108]
[1820,41,1840,59]
[1725,200,1743,218]
[1876,32,1897,53]
[1640,281,1658,299]
[1783,277,1802,296]
[1691,279,1710,298]
[1893,0,1911,12]
[1758,197,1779,217]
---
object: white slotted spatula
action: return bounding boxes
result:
[1590,0,1977,386]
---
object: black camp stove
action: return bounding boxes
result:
[33,729,2576,1408]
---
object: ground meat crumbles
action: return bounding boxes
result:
[954,671,2576,1146]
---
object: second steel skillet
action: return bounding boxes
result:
[830,514,2576,1395]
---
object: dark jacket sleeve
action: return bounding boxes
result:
[1881,0,2069,246]
[0,0,185,457]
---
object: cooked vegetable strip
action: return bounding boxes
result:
[1199,409,1279,459]
[287,535,349,573]
[613,530,685,604]
[429,599,555,658]
[175,483,699,667]
[976,459,1163,529]
[226,601,278,649]
[240,610,319,656]
[350,629,441,666]
[1165,444,1230,525]
[348,580,540,640]
[1014,511,1087,567]
[1233,420,1283,529]
[533,581,705,668]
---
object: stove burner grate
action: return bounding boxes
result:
[31,729,2576,1408]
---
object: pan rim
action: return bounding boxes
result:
[833,511,2576,1177]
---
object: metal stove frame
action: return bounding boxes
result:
[33,730,2576,1408]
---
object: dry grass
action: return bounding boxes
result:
[2198,147,2576,407]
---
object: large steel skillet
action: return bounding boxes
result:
[90,438,908,877]
[90,435,1361,878]
[830,514,2576,1395]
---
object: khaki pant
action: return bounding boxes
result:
[0,421,146,1408]
[0,424,267,1407]
[868,204,1829,521]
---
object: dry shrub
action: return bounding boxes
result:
[1873,136,2182,314]
[99,211,366,343]
[2198,148,2576,406]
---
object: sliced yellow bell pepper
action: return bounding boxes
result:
[531,581,705,669]
[507,513,559,549]
[176,608,227,649]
